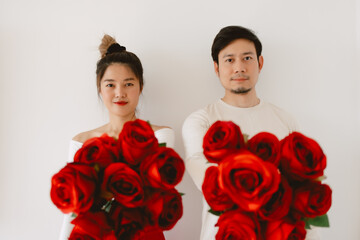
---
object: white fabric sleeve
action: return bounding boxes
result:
[286,112,299,133]
[154,128,175,149]
[273,104,299,133]
[59,140,82,240]
[182,110,216,191]
[305,226,320,240]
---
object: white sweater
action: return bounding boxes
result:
[182,99,319,240]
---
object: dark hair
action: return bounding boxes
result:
[96,35,143,94]
[211,26,262,64]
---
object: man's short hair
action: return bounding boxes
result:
[211,26,262,63]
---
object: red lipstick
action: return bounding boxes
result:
[114,101,128,106]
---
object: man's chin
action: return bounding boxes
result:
[231,88,252,94]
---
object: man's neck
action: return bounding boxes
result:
[222,90,260,108]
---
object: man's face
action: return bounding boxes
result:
[214,39,263,95]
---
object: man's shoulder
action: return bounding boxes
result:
[261,101,285,111]
[184,101,219,122]
[262,101,298,129]
[182,101,222,132]
[263,101,293,116]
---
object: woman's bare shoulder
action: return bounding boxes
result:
[72,125,106,143]
[151,124,172,132]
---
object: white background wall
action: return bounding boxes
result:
[0,0,359,239]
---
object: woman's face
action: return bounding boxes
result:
[100,63,141,118]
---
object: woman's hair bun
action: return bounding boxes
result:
[106,43,126,56]
[99,34,126,58]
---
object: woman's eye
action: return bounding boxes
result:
[125,83,134,87]
[106,83,114,87]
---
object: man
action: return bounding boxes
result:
[182,26,318,239]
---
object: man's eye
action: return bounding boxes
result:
[225,59,233,63]
[244,56,252,61]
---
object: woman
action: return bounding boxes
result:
[59,34,173,240]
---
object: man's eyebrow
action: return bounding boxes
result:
[222,53,234,58]
[222,51,256,58]
[242,51,255,55]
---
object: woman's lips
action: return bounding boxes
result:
[114,101,128,106]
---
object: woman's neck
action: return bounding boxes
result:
[106,113,137,138]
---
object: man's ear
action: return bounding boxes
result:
[214,61,220,77]
[258,55,264,72]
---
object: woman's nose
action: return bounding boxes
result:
[116,86,126,98]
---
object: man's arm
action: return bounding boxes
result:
[182,109,215,191]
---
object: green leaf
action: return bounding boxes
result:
[71,212,77,218]
[305,214,330,228]
[208,209,223,216]
[102,200,113,213]
[158,142,167,147]
[179,192,185,196]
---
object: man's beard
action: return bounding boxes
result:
[231,87,252,94]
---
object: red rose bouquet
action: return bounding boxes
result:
[202,121,332,240]
[50,119,184,240]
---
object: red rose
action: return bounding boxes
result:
[140,147,185,189]
[68,232,94,240]
[139,226,165,240]
[69,212,116,240]
[158,189,183,230]
[110,204,165,240]
[215,210,259,240]
[288,221,307,240]
[74,134,119,168]
[292,181,332,218]
[247,132,280,166]
[50,163,97,214]
[218,150,280,211]
[102,163,144,207]
[118,119,158,166]
[280,132,326,181]
[259,176,293,221]
[108,201,124,223]
[124,225,165,240]
[146,189,183,230]
[143,190,164,226]
[202,166,234,212]
[265,219,306,240]
[203,121,245,164]
[112,206,147,240]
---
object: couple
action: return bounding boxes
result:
[60,26,318,239]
